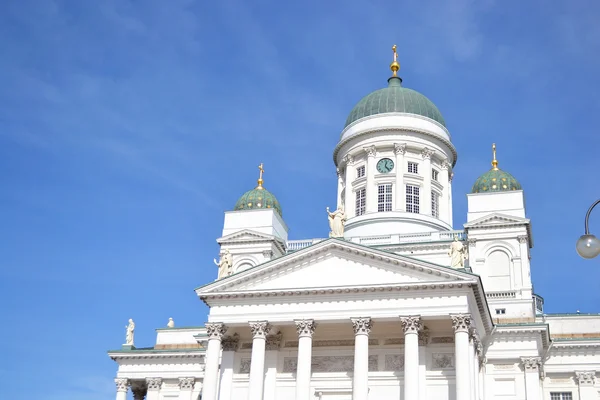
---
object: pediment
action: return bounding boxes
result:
[217,229,281,244]
[196,239,477,295]
[464,213,530,229]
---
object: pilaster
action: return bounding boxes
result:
[218,333,240,400]
[264,331,282,400]
[178,378,195,400]
[364,146,377,213]
[343,155,355,218]
[145,378,162,400]
[521,357,542,400]
[394,143,406,211]
[576,371,596,400]
[440,160,450,222]
[421,148,433,216]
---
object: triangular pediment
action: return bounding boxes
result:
[217,229,282,244]
[196,239,477,295]
[464,213,530,229]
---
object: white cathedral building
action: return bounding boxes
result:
[108,49,600,400]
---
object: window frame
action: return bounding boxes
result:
[406,184,420,213]
[432,169,439,182]
[431,192,440,218]
[356,165,365,179]
[377,183,393,212]
[355,187,366,216]
[550,393,573,400]
[407,161,419,174]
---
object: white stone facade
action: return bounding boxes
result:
[108,73,600,400]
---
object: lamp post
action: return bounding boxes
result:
[576,199,600,259]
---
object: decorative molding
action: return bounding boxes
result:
[115,378,129,393]
[494,364,516,370]
[432,353,455,369]
[385,354,404,371]
[385,338,405,345]
[295,319,317,338]
[262,250,274,259]
[421,147,434,160]
[205,322,227,340]
[249,321,272,339]
[284,338,378,348]
[576,371,596,386]
[178,377,195,390]
[419,326,430,346]
[430,336,454,344]
[394,143,406,155]
[521,357,542,372]
[451,314,472,333]
[400,315,422,335]
[266,331,283,350]
[363,146,377,157]
[283,355,378,373]
[440,160,450,170]
[146,378,162,391]
[239,358,251,373]
[468,238,477,247]
[517,235,529,244]
[449,172,454,182]
[342,154,354,166]
[221,333,240,352]
[336,167,342,178]
[351,317,372,335]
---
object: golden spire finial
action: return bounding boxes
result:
[257,163,264,189]
[390,44,400,77]
[491,143,499,170]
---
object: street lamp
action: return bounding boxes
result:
[576,199,600,259]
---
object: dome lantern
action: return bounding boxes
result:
[233,163,282,216]
[471,143,522,193]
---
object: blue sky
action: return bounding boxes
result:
[1,0,600,398]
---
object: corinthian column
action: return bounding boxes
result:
[219,333,240,400]
[248,321,272,400]
[178,378,195,400]
[451,314,472,400]
[115,378,129,400]
[295,319,317,400]
[202,322,227,400]
[351,317,372,400]
[145,378,162,400]
[400,316,422,400]
[521,357,542,400]
[576,371,596,400]
[364,146,377,213]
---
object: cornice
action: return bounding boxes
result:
[108,351,205,361]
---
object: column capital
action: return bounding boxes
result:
[115,378,129,393]
[249,321,272,339]
[520,356,542,372]
[400,315,422,335]
[295,319,317,338]
[336,167,343,178]
[467,238,477,247]
[517,235,529,244]
[179,377,196,390]
[451,314,472,333]
[440,160,450,170]
[146,377,162,391]
[351,317,372,335]
[394,143,407,155]
[421,147,434,160]
[342,154,354,166]
[222,333,240,351]
[205,322,227,340]
[576,371,596,386]
[265,331,283,350]
[363,145,377,157]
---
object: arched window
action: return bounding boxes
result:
[484,250,512,290]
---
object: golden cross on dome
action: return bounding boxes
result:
[390,44,400,77]
[491,143,499,170]
[257,163,264,189]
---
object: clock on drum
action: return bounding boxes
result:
[376,158,394,173]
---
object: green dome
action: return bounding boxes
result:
[234,186,282,216]
[345,76,446,128]
[472,168,522,193]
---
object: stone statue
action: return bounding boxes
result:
[214,249,233,279]
[448,236,468,268]
[167,317,175,328]
[327,206,347,238]
[125,319,135,346]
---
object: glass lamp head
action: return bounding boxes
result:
[576,234,600,259]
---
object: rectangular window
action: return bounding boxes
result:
[550,393,572,400]
[406,185,420,213]
[432,169,439,181]
[356,165,365,179]
[408,162,418,174]
[377,184,393,212]
[495,308,506,315]
[355,188,366,216]
[431,192,440,218]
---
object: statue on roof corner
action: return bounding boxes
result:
[327,206,347,238]
[125,319,135,346]
[448,236,468,268]
[214,249,233,279]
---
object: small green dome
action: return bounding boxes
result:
[234,187,282,216]
[345,76,446,128]
[472,168,522,193]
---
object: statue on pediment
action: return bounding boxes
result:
[327,206,346,238]
[448,236,468,268]
[125,319,135,346]
[214,249,233,279]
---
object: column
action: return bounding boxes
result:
[146,378,162,400]
[451,314,472,400]
[421,148,433,216]
[131,382,147,400]
[248,321,272,400]
[448,171,454,227]
[471,330,483,400]
[264,331,283,400]
[400,316,422,400]
[295,319,317,400]
[440,160,450,223]
[394,143,406,211]
[351,317,372,400]
[115,378,129,400]
[517,235,531,290]
[178,378,195,400]
[468,335,475,400]
[418,327,429,400]
[364,146,377,213]
[219,333,240,400]
[337,168,344,210]
[343,155,355,218]
[576,371,596,400]
[202,322,228,400]
[521,357,542,400]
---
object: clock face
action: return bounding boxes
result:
[376,158,394,173]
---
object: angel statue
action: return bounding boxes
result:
[448,236,468,268]
[214,249,233,279]
[326,206,347,238]
[125,319,135,346]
